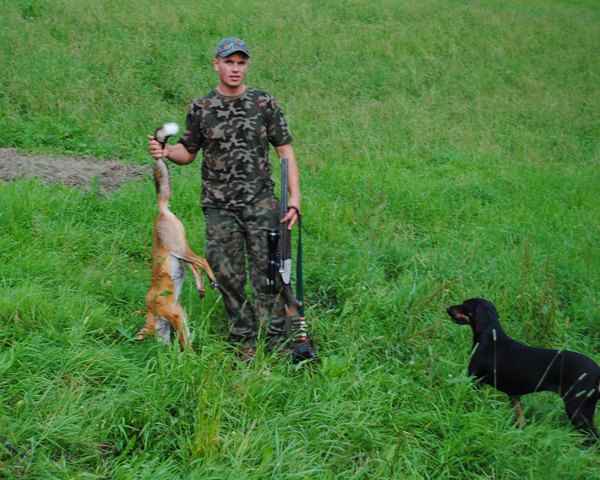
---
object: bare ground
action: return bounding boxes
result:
[0,148,149,193]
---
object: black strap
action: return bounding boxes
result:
[295,211,304,317]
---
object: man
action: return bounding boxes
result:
[148,37,315,361]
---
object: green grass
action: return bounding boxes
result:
[2,0,600,478]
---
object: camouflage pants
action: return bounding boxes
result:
[204,196,292,348]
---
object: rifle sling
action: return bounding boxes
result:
[296,211,304,317]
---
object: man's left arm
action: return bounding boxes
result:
[276,143,300,230]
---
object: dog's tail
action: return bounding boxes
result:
[153,158,171,213]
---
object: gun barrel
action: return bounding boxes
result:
[280,157,289,218]
[279,157,292,284]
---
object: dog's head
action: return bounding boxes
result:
[447,298,499,330]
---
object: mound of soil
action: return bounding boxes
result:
[0,148,149,193]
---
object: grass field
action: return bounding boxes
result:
[1,0,600,478]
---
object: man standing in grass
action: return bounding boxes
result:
[148,37,315,362]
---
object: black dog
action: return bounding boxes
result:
[447,298,600,441]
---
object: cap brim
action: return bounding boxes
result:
[217,48,250,58]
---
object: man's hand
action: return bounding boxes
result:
[281,205,300,230]
[148,135,167,160]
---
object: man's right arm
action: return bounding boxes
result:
[148,137,196,165]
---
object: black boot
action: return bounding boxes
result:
[290,336,318,364]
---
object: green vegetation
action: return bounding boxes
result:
[2,0,600,478]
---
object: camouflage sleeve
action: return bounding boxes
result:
[266,96,293,147]
[177,100,206,154]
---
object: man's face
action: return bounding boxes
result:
[213,53,249,89]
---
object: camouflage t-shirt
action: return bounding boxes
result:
[178,88,293,209]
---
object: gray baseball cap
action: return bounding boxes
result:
[215,37,250,58]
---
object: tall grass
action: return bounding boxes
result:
[2,0,600,478]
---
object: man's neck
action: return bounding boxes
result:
[217,84,247,97]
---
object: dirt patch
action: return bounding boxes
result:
[0,148,150,193]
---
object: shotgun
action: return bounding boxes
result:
[275,158,315,361]
[271,157,299,311]
[278,157,292,286]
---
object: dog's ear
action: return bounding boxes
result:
[447,304,470,324]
